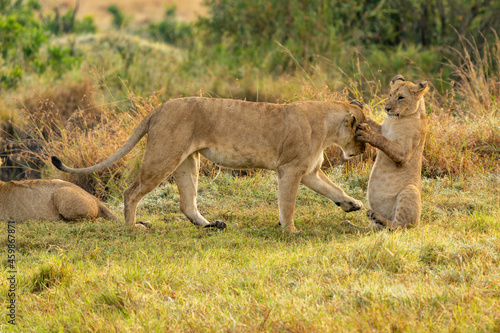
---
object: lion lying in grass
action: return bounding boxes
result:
[0,179,117,222]
[52,97,367,233]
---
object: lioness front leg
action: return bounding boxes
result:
[277,167,303,233]
[367,185,421,230]
[301,169,362,212]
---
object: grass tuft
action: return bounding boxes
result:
[30,258,73,293]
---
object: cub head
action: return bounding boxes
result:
[340,101,367,159]
[384,74,429,118]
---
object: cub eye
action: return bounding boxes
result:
[397,96,405,101]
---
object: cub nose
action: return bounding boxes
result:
[385,106,392,112]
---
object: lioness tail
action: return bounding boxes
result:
[52,111,154,174]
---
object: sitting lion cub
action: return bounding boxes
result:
[0,179,117,222]
[354,74,429,229]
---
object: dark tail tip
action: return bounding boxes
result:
[349,100,363,109]
[51,156,64,170]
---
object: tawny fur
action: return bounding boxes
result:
[52,97,367,233]
[0,179,117,222]
[355,75,429,229]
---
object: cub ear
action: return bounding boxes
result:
[344,112,356,129]
[349,100,363,109]
[412,81,429,93]
[390,74,405,87]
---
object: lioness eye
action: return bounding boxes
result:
[398,96,404,101]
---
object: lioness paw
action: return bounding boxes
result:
[204,220,227,230]
[282,225,299,234]
[341,199,363,212]
[137,221,153,228]
[134,223,148,231]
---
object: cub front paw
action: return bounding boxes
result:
[356,123,370,131]
[355,123,372,142]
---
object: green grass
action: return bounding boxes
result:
[1,170,499,332]
[1,3,499,331]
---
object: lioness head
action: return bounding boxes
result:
[341,102,366,159]
[384,74,429,118]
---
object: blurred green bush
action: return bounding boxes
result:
[147,5,194,47]
[0,0,95,89]
[202,0,500,50]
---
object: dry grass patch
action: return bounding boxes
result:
[1,171,498,332]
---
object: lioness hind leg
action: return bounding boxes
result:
[124,148,188,229]
[173,152,219,228]
[368,185,421,230]
[301,169,363,213]
[54,187,100,220]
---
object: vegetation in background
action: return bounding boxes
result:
[203,0,500,48]
[147,5,194,47]
[0,0,95,89]
[107,4,130,30]
[1,0,499,186]
[42,1,96,35]
[0,0,499,331]
[198,0,500,75]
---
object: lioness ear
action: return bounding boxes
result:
[344,112,356,129]
[412,81,429,94]
[390,74,405,87]
[349,100,363,109]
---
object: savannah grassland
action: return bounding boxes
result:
[1,0,500,332]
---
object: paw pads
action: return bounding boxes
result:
[204,220,227,230]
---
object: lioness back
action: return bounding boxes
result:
[149,98,362,170]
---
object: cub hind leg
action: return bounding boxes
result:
[368,185,421,230]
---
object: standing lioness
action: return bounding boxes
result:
[52,97,366,233]
[355,75,429,229]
